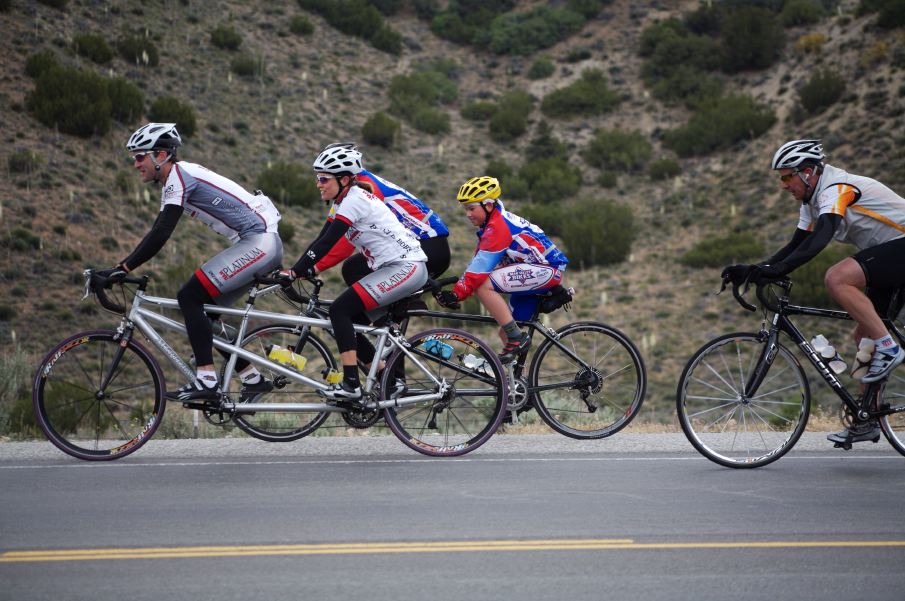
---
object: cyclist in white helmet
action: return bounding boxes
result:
[97,123,283,403]
[281,144,428,402]
[722,139,905,445]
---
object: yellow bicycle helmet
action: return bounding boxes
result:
[457,176,501,204]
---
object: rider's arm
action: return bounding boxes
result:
[119,204,184,271]
[765,214,841,274]
[452,223,509,300]
[315,236,356,273]
[763,228,810,265]
[293,217,351,275]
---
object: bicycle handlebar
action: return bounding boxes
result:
[721,275,789,314]
[84,269,144,315]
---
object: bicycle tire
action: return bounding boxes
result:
[224,325,334,442]
[676,332,811,468]
[381,327,507,457]
[528,321,646,439]
[33,330,166,461]
[879,371,905,456]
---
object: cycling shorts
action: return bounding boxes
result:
[352,260,428,312]
[196,232,283,306]
[853,236,905,317]
[487,263,564,321]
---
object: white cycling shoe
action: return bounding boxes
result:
[861,347,905,383]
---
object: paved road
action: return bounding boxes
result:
[2,435,904,601]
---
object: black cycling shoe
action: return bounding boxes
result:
[165,378,221,402]
[499,334,531,364]
[239,377,273,402]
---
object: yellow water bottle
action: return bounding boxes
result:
[268,344,307,371]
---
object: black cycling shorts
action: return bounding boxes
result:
[853,236,905,317]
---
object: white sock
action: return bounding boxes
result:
[874,335,899,353]
[240,368,262,384]
[196,369,218,387]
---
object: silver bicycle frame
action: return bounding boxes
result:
[124,285,448,413]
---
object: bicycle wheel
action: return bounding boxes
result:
[381,328,507,457]
[225,325,333,442]
[677,332,810,468]
[33,330,165,461]
[879,370,905,456]
[528,321,646,439]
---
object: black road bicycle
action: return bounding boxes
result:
[676,277,905,468]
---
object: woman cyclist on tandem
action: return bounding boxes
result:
[281,144,429,402]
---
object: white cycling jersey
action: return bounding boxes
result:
[331,186,427,270]
[161,161,281,242]
[798,163,905,249]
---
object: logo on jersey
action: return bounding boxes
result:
[163,184,177,200]
[212,197,223,206]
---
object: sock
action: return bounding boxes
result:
[875,334,899,353]
[502,320,523,340]
[196,369,218,388]
[343,365,360,387]
[239,367,262,385]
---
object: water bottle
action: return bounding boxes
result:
[851,338,876,379]
[810,334,847,375]
[267,344,308,371]
[461,353,491,376]
[423,339,454,360]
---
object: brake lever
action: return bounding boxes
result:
[81,269,93,301]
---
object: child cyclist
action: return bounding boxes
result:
[434,176,569,362]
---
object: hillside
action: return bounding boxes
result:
[2,0,905,426]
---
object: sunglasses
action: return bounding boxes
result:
[315,175,335,184]
[132,152,150,163]
[779,169,803,183]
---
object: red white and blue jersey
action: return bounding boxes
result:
[358,170,449,239]
[453,203,568,300]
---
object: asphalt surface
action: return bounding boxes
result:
[2,434,904,601]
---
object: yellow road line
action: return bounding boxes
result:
[3,539,904,563]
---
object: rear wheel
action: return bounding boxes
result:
[225,325,334,442]
[528,322,646,439]
[33,330,165,461]
[381,328,507,457]
[879,371,905,456]
[676,332,810,468]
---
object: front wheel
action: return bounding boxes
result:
[676,332,810,468]
[528,322,646,439]
[33,330,166,461]
[381,328,507,457]
[225,325,334,442]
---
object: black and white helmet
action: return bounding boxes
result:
[126,123,182,152]
[312,144,363,175]
[771,139,824,170]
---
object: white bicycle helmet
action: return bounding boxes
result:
[126,123,182,152]
[771,139,824,170]
[312,144,363,175]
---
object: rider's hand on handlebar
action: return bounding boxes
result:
[752,262,788,284]
[721,264,757,286]
[271,268,297,285]
[434,290,461,310]
[96,266,129,286]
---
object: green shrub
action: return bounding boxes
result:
[485,159,513,180]
[877,0,905,28]
[648,157,682,180]
[211,24,242,50]
[488,91,533,142]
[540,69,619,119]
[477,5,585,55]
[648,64,723,108]
[289,14,314,35]
[27,66,111,137]
[639,19,721,78]
[148,96,196,137]
[430,0,516,46]
[526,120,567,162]
[527,57,555,80]
[37,0,68,7]
[369,0,402,15]
[117,35,160,67]
[4,227,41,251]
[411,106,450,135]
[0,346,33,437]
[0,0,11,11]
[560,198,635,268]
[107,76,144,123]
[799,69,845,114]
[8,150,42,174]
[413,0,439,21]
[361,111,400,148]
[278,220,296,246]
[662,94,776,157]
[72,33,114,64]
[680,232,764,268]
[297,0,403,54]
[231,54,262,77]
[256,162,319,207]
[460,101,497,121]
[790,245,850,308]
[565,48,592,63]
[519,204,563,236]
[582,129,651,172]
[520,157,581,203]
[389,69,458,111]
[719,6,785,73]
[780,0,823,26]
[25,50,59,79]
